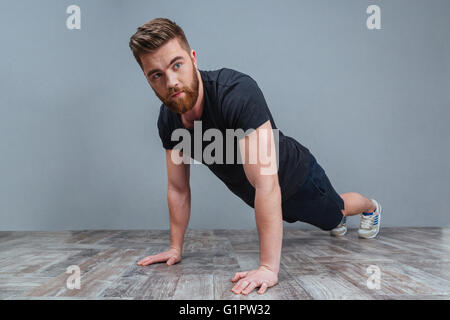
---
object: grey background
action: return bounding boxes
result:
[1,0,449,231]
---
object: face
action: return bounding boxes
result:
[140,38,200,114]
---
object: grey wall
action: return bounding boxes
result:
[1,0,449,231]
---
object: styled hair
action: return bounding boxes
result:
[129,18,191,70]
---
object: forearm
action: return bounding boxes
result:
[167,187,191,253]
[254,183,283,273]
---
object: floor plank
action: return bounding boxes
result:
[0,227,449,300]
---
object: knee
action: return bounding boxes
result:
[339,193,350,216]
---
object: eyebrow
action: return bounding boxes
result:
[146,56,184,78]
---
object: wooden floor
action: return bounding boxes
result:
[0,227,449,300]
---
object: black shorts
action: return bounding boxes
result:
[282,152,345,230]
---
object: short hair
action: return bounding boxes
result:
[129,17,191,70]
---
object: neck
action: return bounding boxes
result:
[181,69,204,123]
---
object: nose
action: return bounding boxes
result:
[166,72,180,93]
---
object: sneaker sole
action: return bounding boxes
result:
[358,200,382,239]
[330,217,347,237]
[331,229,347,237]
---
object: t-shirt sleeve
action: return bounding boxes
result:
[221,75,272,135]
[157,108,178,150]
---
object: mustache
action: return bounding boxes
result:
[168,88,186,98]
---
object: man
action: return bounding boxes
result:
[129,18,382,296]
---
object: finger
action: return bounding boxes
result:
[166,256,178,265]
[139,257,157,266]
[232,280,249,294]
[137,257,152,265]
[231,272,243,282]
[137,255,155,264]
[242,282,258,295]
[231,272,248,282]
[138,254,167,266]
[258,282,268,294]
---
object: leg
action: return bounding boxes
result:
[339,192,376,217]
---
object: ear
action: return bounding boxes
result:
[191,50,198,68]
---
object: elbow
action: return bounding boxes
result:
[168,184,190,195]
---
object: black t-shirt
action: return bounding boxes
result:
[157,68,311,207]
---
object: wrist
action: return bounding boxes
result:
[169,246,182,254]
[259,264,279,274]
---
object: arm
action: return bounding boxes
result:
[253,172,282,273]
[242,120,282,273]
[166,149,191,254]
[137,149,191,266]
[231,120,282,294]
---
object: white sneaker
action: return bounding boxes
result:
[358,199,382,239]
[330,216,347,237]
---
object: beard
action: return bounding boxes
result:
[153,61,200,115]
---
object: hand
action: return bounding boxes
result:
[231,266,278,295]
[137,247,181,266]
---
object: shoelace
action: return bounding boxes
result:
[360,213,377,229]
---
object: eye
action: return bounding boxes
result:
[174,62,181,69]
[152,73,161,80]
